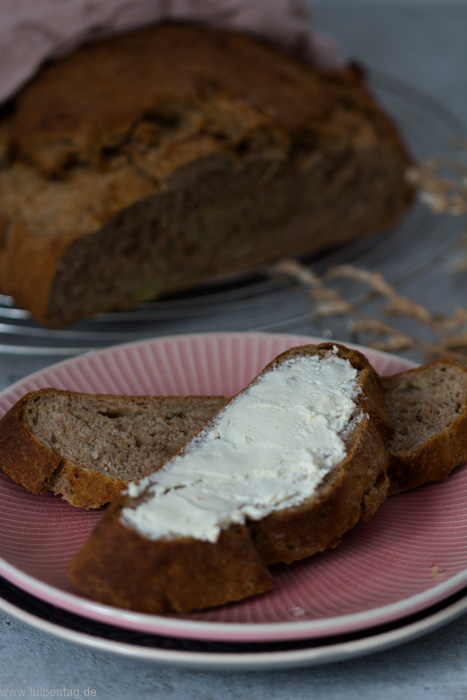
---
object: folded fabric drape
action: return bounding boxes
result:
[0,0,342,105]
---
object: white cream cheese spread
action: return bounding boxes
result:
[121,351,360,542]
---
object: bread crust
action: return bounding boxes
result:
[51,462,126,509]
[68,343,391,613]
[0,24,414,327]
[69,509,274,614]
[0,392,61,494]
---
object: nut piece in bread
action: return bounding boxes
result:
[69,343,391,614]
[0,24,414,327]
[382,359,467,495]
[0,390,227,508]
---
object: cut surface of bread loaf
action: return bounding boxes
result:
[382,359,467,495]
[0,390,227,508]
[0,23,413,327]
[68,343,391,614]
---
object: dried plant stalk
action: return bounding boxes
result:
[326,264,434,324]
[434,306,467,331]
[407,160,467,216]
[270,259,353,316]
[269,259,323,290]
[268,258,467,364]
[441,330,467,351]
[350,319,414,352]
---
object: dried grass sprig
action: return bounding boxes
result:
[269,258,467,364]
[407,159,467,216]
[325,265,434,324]
[270,259,353,316]
[349,319,414,352]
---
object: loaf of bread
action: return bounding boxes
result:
[382,359,467,495]
[68,343,391,613]
[0,23,414,327]
[0,389,227,508]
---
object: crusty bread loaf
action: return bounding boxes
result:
[382,359,467,495]
[0,389,227,508]
[0,23,413,327]
[68,343,391,613]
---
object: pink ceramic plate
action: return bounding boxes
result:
[0,332,466,644]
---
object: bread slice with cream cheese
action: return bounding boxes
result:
[68,343,391,613]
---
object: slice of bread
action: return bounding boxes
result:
[0,390,227,508]
[68,343,391,613]
[382,359,467,495]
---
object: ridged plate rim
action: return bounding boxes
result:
[1,576,466,671]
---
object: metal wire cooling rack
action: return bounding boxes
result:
[0,70,465,358]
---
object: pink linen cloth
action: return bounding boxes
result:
[0,0,342,104]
